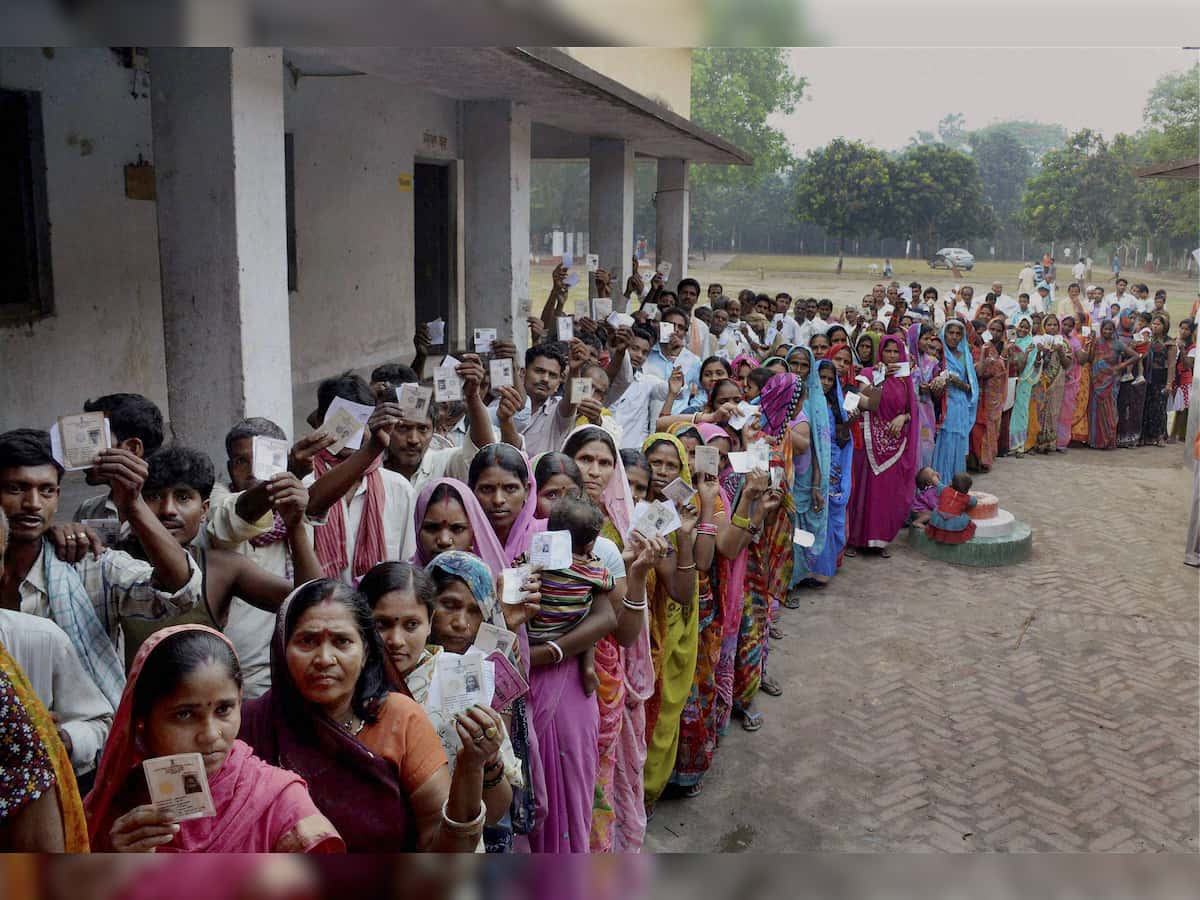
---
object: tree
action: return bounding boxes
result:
[688,48,807,252]
[529,161,588,249]
[891,144,996,256]
[793,139,892,273]
[968,129,1032,255]
[1020,129,1136,251]
[971,120,1067,166]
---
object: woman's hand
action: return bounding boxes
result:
[811,486,825,513]
[697,473,721,507]
[743,467,768,499]
[760,487,784,515]
[888,414,906,436]
[628,532,667,576]
[678,500,700,536]
[454,705,506,771]
[499,571,541,631]
[109,805,180,853]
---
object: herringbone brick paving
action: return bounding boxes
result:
[646,447,1198,851]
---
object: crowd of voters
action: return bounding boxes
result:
[0,255,1194,854]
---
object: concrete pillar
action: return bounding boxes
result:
[463,101,531,357]
[150,48,292,463]
[655,157,689,281]
[588,138,634,302]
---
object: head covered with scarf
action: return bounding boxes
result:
[411,477,508,575]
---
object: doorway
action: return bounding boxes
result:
[413,162,452,329]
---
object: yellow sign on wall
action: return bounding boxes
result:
[397,173,413,192]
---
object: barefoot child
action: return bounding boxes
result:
[527,496,616,694]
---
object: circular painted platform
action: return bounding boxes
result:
[969,491,998,520]
[907,519,1033,567]
[973,508,1015,538]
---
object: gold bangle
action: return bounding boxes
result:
[731,513,752,530]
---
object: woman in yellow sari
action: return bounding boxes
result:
[639,433,701,811]
[0,646,89,851]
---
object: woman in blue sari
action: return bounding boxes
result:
[810,359,852,585]
[931,319,979,484]
[1007,316,1039,458]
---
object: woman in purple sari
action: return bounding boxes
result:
[845,334,921,557]
[907,323,942,468]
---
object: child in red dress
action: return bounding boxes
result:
[925,472,977,544]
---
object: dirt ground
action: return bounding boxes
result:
[643,444,1198,852]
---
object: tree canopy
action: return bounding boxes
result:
[793,139,892,269]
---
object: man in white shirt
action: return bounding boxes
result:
[676,278,713,359]
[1018,262,1037,296]
[0,607,114,777]
[1034,284,1051,314]
[1072,258,1086,283]
[489,343,577,458]
[206,417,320,697]
[606,324,672,449]
[766,302,804,348]
[1104,277,1135,312]
[303,376,417,578]
[710,307,754,360]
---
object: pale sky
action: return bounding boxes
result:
[773,47,1198,156]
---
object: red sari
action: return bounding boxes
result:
[969,339,1007,470]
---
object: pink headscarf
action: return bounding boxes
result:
[561,425,634,539]
[85,625,343,853]
[410,477,508,577]
[471,443,546,566]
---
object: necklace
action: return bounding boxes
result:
[342,714,365,736]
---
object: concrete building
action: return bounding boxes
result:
[0,46,748,465]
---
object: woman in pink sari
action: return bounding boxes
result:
[85,625,343,853]
[412,477,508,573]
[561,425,657,852]
[907,323,942,468]
[845,334,921,557]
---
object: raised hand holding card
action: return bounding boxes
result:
[321,397,375,454]
[396,384,433,422]
[661,477,696,505]
[434,365,463,402]
[54,412,112,471]
[489,358,514,389]
[569,377,593,404]
[694,445,720,476]
[251,435,290,481]
[473,328,497,355]
[557,317,575,342]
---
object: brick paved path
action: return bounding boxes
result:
[646,447,1198,852]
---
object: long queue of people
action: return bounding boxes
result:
[0,262,1194,854]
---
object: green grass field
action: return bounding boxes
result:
[530,253,1199,327]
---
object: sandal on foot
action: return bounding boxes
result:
[769,625,784,640]
[844,547,858,557]
[742,710,763,732]
[760,678,783,697]
[683,782,703,799]
[783,591,802,609]
[879,547,892,559]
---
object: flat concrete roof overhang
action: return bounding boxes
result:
[283,46,752,166]
[1133,158,1200,180]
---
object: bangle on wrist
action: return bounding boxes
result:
[696,522,718,537]
[731,513,752,530]
[622,597,648,611]
[676,562,697,572]
[441,800,486,835]
[482,769,506,790]
[545,640,565,664]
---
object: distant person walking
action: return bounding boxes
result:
[882,259,893,278]
[1111,252,1121,283]
[1018,262,1036,297]
[1072,257,1086,284]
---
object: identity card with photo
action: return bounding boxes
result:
[251,435,290,481]
[55,412,111,471]
[529,530,573,570]
[396,383,433,422]
[142,753,216,822]
[694,445,720,477]
[661,477,696,506]
[321,398,374,454]
[489,358,514,389]
[569,377,593,404]
[434,365,463,402]
[591,297,613,320]
[557,316,574,342]
[473,328,497,355]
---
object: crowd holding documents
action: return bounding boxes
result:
[1,254,1195,853]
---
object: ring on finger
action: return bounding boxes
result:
[65,533,77,541]
[484,726,500,741]
[472,732,486,744]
